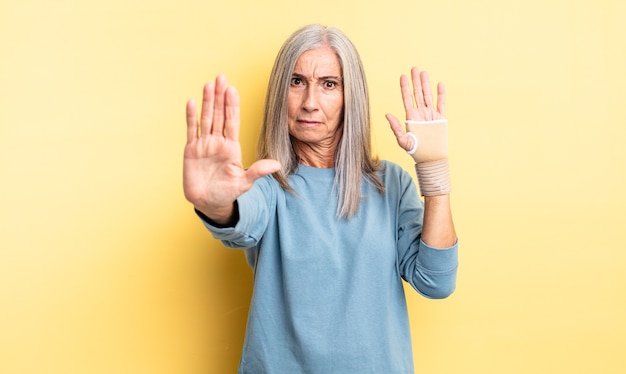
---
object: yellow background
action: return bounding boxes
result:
[2,0,625,372]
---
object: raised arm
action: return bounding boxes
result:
[386,67,456,248]
[183,74,281,225]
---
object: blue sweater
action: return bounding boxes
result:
[201,161,458,373]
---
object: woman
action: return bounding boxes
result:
[183,24,458,374]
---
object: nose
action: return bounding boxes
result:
[302,84,319,112]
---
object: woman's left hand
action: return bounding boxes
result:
[385,67,448,164]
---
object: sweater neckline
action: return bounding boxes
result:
[295,164,335,179]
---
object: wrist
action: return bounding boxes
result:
[415,159,451,196]
[195,201,239,226]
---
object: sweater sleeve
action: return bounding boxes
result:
[196,176,276,250]
[395,167,459,299]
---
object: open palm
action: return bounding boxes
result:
[183,75,280,222]
[386,67,448,163]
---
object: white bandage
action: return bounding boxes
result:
[406,132,418,155]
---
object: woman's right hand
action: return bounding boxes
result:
[183,74,281,224]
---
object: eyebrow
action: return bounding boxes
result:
[291,72,343,81]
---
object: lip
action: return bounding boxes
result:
[297,119,322,126]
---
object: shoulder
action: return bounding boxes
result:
[378,160,414,184]
[374,160,418,202]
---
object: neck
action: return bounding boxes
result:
[293,141,336,168]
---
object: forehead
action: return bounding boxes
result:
[293,46,342,76]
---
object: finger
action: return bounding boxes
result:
[186,98,198,142]
[420,71,433,108]
[411,67,424,108]
[437,82,446,117]
[224,86,240,141]
[212,74,228,135]
[200,82,215,137]
[245,159,282,185]
[400,75,414,113]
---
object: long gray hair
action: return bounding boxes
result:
[258,24,383,218]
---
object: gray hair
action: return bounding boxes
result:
[258,24,383,218]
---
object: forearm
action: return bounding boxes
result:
[421,194,457,248]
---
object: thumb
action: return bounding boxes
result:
[385,113,404,138]
[385,113,413,152]
[245,159,282,184]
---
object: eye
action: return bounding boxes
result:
[290,77,303,86]
[323,80,338,89]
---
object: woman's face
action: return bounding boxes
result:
[287,46,344,150]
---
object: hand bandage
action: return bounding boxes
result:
[404,119,448,163]
[405,119,451,196]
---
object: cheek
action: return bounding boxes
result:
[329,96,344,122]
[287,92,300,118]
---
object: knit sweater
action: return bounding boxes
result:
[200,160,458,374]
